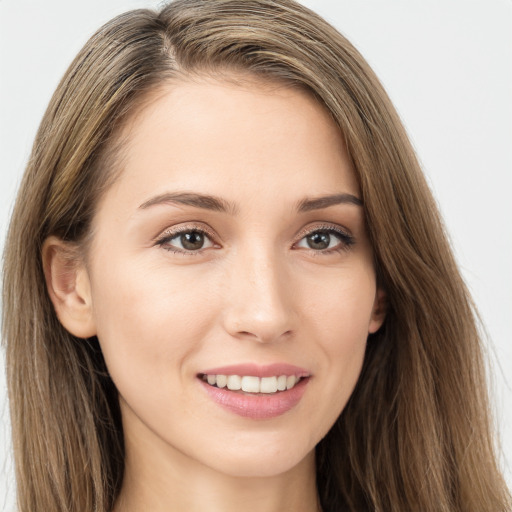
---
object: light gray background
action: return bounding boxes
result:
[1,0,511,509]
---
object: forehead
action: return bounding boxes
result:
[97,76,359,215]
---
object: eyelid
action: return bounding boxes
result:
[155,222,217,240]
[153,222,219,250]
[293,223,355,251]
[294,223,353,241]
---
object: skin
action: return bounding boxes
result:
[44,76,386,512]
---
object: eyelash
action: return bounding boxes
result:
[294,225,355,255]
[155,224,217,256]
[154,223,355,256]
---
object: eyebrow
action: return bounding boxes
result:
[296,193,363,211]
[138,191,363,214]
[139,192,238,214]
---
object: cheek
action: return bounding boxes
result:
[89,255,219,395]
[305,260,376,344]
[302,266,375,420]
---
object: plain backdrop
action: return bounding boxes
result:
[0,0,511,509]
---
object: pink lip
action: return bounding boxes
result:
[199,377,310,420]
[198,363,311,420]
[200,363,310,378]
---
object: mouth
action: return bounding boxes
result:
[199,373,308,394]
[197,364,311,419]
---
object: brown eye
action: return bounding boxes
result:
[306,232,331,250]
[181,231,205,250]
[159,229,214,253]
[295,228,355,252]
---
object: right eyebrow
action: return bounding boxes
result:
[138,192,238,215]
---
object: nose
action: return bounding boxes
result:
[221,246,296,344]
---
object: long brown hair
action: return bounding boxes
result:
[3,1,510,510]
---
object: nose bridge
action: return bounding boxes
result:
[222,243,294,343]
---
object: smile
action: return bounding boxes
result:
[201,374,304,394]
[198,364,311,419]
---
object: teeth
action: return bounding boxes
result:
[226,375,242,391]
[277,375,287,391]
[216,374,227,388]
[260,376,277,393]
[241,376,260,393]
[203,374,304,393]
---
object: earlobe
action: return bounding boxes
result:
[368,287,387,334]
[42,236,97,338]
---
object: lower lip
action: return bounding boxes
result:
[199,377,310,420]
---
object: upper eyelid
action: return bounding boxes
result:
[154,222,217,243]
[294,223,353,240]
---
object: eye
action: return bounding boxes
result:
[295,227,354,253]
[156,228,215,253]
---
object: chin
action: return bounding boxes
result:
[196,434,317,478]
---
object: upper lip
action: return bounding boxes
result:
[199,363,311,378]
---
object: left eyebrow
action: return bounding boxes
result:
[296,193,363,212]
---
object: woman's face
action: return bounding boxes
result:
[82,77,385,478]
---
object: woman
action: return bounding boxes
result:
[2,0,510,510]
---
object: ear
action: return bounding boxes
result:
[42,236,96,338]
[368,287,387,334]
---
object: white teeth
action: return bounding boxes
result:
[203,373,304,393]
[226,375,242,391]
[241,376,260,393]
[260,376,277,393]
[216,374,227,388]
